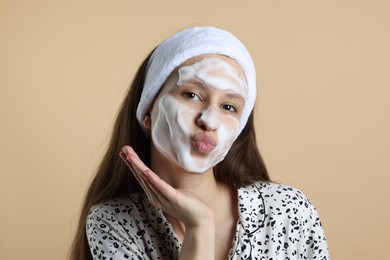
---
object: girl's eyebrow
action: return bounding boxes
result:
[225,93,245,104]
[182,78,207,88]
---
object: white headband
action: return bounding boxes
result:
[136,26,256,133]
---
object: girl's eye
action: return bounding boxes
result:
[222,104,237,112]
[182,91,201,101]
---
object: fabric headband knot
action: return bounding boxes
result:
[136,26,257,133]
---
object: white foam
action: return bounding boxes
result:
[177,57,247,97]
[151,56,245,173]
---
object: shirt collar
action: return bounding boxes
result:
[237,183,266,235]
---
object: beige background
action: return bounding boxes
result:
[1,0,389,259]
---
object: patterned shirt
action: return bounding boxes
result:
[86,182,330,259]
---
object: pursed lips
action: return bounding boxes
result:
[192,134,217,155]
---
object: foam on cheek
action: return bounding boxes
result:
[152,94,195,170]
[215,120,240,158]
[177,57,247,97]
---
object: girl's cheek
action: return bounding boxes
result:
[175,101,198,132]
[180,109,196,129]
[221,117,240,132]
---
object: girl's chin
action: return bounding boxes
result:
[177,157,220,174]
[159,149,221,174]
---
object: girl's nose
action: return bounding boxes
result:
[196,105,221,131]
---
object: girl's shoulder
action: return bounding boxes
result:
[235,183,329,258]
[238,181,319,219]
[87,191,151,222]
[240,181,312,202]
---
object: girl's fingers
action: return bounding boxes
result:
[143,170,172,205]
[120,150,156,203]
[145,169,177,202]
[120,147,167,207]
[137,170,172,208]
[123,146,149,172]
[120,151,144,184]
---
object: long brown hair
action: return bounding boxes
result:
[68,50,270,260]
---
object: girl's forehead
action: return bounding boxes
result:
[181,56,244,78]
[178,54,245,76]
[180,58,246,97]
[158,54,246,97]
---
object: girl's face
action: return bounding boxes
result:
[148,54,247,173]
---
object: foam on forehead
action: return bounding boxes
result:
[136,26,256,133]
[177,57,247,98]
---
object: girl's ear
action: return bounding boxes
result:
[142,112,152,129]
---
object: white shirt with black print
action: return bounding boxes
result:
[87,182,330,259]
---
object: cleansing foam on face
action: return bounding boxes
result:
[151,57,247,173]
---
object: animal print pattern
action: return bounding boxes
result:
[86,182,330,259]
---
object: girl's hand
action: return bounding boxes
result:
[120,146,214,228]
